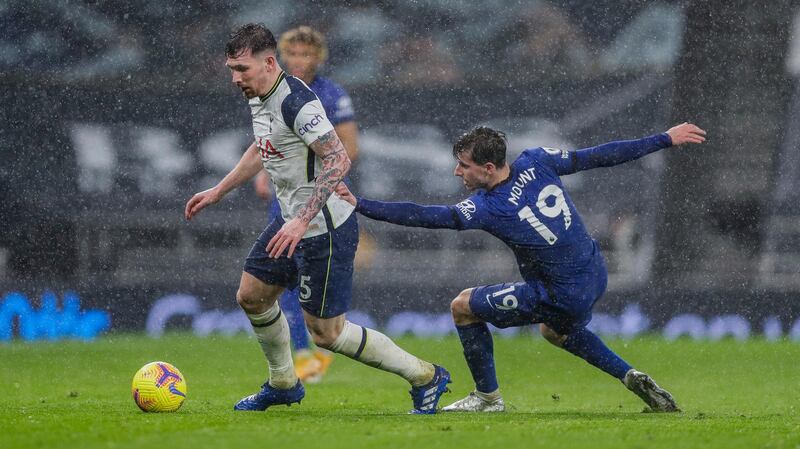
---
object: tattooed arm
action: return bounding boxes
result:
[266,130,351,258]
[296,130,351,224]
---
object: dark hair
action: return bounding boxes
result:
[225,23,277,57]
[452,126,507,166]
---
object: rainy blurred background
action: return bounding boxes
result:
[2,0,800,340]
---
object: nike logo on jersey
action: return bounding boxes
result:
[508,167,537,206]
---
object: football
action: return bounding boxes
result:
[131,361,187,412]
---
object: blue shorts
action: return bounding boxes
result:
[469,277,605,335]
[243,213,359,318]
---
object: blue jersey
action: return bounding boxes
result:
[268,75,356,218]
[308,76,356,126]
[355,133,672,302]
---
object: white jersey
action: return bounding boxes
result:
[249,72,355,239]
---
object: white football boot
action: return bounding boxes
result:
[623,369,680,412]
[442,391,505,412]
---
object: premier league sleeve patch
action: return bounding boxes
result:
[543,147,570,159]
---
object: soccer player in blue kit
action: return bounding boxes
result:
[185,24,450,414]
[336,122,706,412]
[254,26,359,383]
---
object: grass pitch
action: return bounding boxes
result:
[1,333,798,449]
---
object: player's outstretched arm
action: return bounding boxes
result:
[266,130,351,258]
[561,122,706,175]
[184,142,263,220]
[335,183,464,230]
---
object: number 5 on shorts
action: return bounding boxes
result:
[299,275,312,301]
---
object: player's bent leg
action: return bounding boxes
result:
[451,288,482,326]
[292,214,449,413]
[233,272,301,411]
[549,324,632,380]
[306,313,437,386]
[546,323,679,412]
[306,313,450,414]
[443,288,505,413]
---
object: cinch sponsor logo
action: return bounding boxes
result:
[456,199,476,220]
[508,167,537,206]
[298,114,325,136]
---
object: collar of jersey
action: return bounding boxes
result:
[259,71,286,102]
[487,165,514,192]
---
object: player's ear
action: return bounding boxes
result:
[264,53,276,68]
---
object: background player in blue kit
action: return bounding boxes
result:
[336,122,706,412]
[254,26,359,383]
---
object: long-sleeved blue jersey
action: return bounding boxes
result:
[355,133,672,302]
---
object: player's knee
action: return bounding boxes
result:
[308,327,339,349]
[540,324,567,347]
[235,288,257,312]
[305,316,345,349]
[235,285,275,314]
[450,290,477,326]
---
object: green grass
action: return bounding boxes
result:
[1,333,799,449]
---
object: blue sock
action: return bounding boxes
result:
[279,288,310,351]
[456,323,499,393]
[561,327,632,380]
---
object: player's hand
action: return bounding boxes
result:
[185,187,223,220]
[266,217,309,258]
[335,183,357,206]
[666,123,706,146]
[254,171,272,200]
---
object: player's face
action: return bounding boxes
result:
[281,42,321,84]
[454,152,491,191]
[226,49,274,99]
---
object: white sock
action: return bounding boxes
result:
[475,389,502,403]
[247,302,297,389]
[329,320,435,386]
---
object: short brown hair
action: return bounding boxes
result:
[278,26,328,63]
[226,23,277,57]
[453,127,508,167]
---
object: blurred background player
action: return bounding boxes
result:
[253,25,359,384]
[337,123,706,412]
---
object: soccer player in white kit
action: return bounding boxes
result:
[184,24,451,414]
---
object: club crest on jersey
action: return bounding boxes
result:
[457,199,476,220]
[298,113,326,136]
[257,137,284,160]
